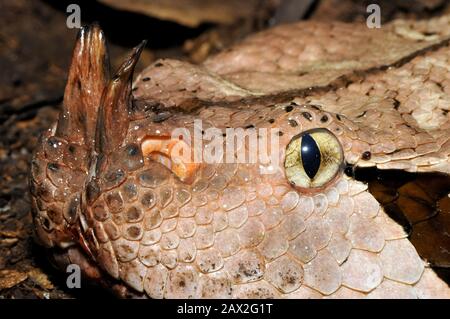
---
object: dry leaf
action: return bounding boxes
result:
[0,269,28,290]
[0,230,22,238]
[98,0,261,27]
[27,268,54,290]
[0,238,19,246]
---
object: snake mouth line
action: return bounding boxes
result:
[349,166,450,285]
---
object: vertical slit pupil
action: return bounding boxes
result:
[300,134,321,179]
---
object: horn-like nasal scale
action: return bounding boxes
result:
[56,23,110,148]
[95,41,146,155]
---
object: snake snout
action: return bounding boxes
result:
[30,128,88,249]
[30,23,146,251]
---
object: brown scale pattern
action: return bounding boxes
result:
[67,104,446,298]
[134,15,450,103]
[30,17,450,298]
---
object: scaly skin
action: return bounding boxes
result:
[29,15,450,298]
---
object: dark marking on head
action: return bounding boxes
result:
[268,119,275,124]
[285,105,294,112]
[336,114,342,121]
[154,62,163,67]
[393,99,400,110]
[302,112,312,121]
[362,151,372,160]
[142,77,151,82]
[356,111,367,118]
[320,115,329,123]
[288,119,298,127]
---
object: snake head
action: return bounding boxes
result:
[29,22,450,298]
[28,23,349,293]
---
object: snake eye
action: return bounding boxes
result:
[284,128,343,189]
